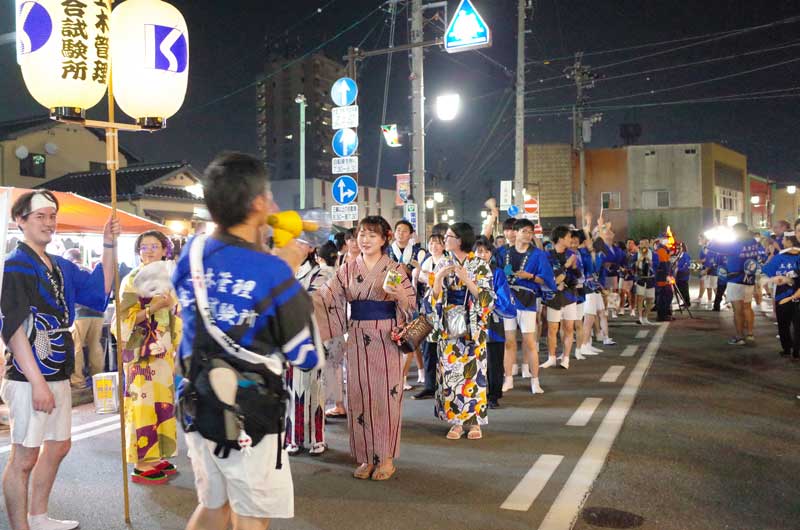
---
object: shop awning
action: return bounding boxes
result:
[3,187,166,235]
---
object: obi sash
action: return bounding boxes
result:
[350,300,397,321]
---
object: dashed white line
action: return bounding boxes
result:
[635,329,650,339]
[600,366,625,383]
[537,323,668,530]
[620,345,638,357]
[0,415,121,454]
[566,398,602,427]
[501,455,564,512]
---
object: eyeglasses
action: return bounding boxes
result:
[444,234,459,239]
[139,244,162,252]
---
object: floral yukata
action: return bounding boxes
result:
[114,264,182,463]
[427,254,494,426]
[313,254,415,466]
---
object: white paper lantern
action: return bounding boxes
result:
[16,0,110,118]
[110,0,188,128]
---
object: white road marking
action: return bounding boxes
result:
[566,398,602,427]
[71,423,120,442]
[538,323,668,530]
[600,366,625,383]
[635,329,649,339]
[501,455,564,512]
[620,345,638,357]
[71,414,119,434]
[0,415,121,454]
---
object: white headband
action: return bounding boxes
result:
[24,193,57,216]
[784,231,795,238]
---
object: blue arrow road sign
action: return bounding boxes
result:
[332,175,358,205]
[444,0,492,54]
[331,77,358,107]
[332,128,359,157]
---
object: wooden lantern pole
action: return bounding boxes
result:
[105,64,132,523]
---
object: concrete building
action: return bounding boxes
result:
[256,53,345,182]
[530,142,748,254]
[0,116,137,188]
[771,184,800,226]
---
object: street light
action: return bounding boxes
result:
[442,213,449,221]
[447,208,454,217]
[750,196,760,205]
[436,93,460,121]
[434,192,444,203]
[295,94,307,209]
[426,198,434,209]
[480,210,487,218]
[788,185,797,195]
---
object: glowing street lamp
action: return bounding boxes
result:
[441,213,449,221]
[426,198,434,209]
[750,196,760,205]
[788,185,797,195]
[447,208,454,217]
[434,191,445,203]
[436,93,460,121]
[480,210,487,218]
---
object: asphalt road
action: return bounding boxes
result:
[1,298,797,530]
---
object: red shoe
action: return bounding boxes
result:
[131,468,168,485]
[155,460,178,476]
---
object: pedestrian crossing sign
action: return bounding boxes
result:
[444,0,492,54]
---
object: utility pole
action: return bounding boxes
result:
[514,0,531,213]
[410,0,426,240]
[566,52,597,221]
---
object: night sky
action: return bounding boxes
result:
[2,0,798,225]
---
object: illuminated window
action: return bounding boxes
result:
[601,191,620,210]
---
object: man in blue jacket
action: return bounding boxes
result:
[709,223,767,345]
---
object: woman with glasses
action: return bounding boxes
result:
[427,223,494,440]
[112,230,181,485]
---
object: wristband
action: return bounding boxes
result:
[103,242,116,248]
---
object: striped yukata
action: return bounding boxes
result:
[284,261,334,453]
[313,254,416,466]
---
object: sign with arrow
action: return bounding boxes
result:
[332,128,359,158]
[330,77,358,107]
[444,0,492,54]
[332,175,358,205]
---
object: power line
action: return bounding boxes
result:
[524,40,800,97]
[524,87,800,117]
[175,3,386,119]
[374,0,399,188]
[525,14,800,86]
[525,14,800,65]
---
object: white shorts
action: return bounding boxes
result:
[726,283,754,304]
[0,379,72,448]
[546,303,578,323]
[504,309,537,334]
[621,280,634,291]
[703,275,718,289]
[186,431,294,519]
[584,292,605,316]
[635,284,655,298]
[576,302,585,320]
[604,276,619,290]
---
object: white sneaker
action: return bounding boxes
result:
[531,378,544,394]
[575,344,599,358]
[643,318,654,325]
[603,337,617,345]
[539,357,557,369]
[511,364,520,376]
[521,364,532,378]
[417,373,426,384]
[610,311,618,319]
[574,349,586,360]
[560,356,570,369]
[28,514,79,530]
[502,375,514,392]
[630,309,637,317]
